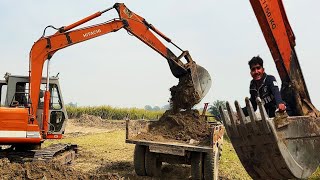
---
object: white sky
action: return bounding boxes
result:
[0,1,319,109]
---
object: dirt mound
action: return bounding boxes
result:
[135,109,210,144]
[72,114,125,129]
[170,74,200,111]
[0,158,125,180]
[0,158,86,180]
[150,109,210,142]
[74,114,104,126]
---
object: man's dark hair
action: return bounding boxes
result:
[248,56,263,68]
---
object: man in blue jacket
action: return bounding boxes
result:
[242,56,289,117]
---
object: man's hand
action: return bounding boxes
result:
[278,103,286,112]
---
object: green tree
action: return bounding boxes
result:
[144,105,153,111]
[208,100,226,119]
[153,106,160,111]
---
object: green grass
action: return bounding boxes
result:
[310,167,320,180]
[219,139,252,180]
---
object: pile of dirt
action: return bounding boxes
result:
[0,158,86,180]
[0,158,125,180]
[73,114,104,126]
[136,109,210,144]
[170,74,200,111]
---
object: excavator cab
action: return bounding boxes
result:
[0,73,68,143]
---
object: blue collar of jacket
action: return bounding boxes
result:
[250,73,267,90]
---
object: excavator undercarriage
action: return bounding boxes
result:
[0,143,77,165]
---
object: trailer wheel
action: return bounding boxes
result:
[145,148,161,177]
[203,146,220,180]
[134,145,147,176]
[191,152,203,180]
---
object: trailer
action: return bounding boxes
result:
[126,119,224,180]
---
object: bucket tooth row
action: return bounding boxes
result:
[219,98,306,179]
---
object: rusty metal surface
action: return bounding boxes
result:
[220,97,320,179]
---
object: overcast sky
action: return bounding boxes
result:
[0,1,319,109]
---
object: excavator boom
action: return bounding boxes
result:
[29,3,211,137]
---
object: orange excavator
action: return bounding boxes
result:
[0,3,211,162]
[220,0,320,179]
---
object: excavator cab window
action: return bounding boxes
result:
[0,83,7,107]
[12,82,28,107]
[49,111,65,132]
[49,84,62,110]
[38,83,62,110]
[38,83,65,133]
[49,84,65,132]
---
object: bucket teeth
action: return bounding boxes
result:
[219,105,231,136]
[235,100,249,137]
[220,97,320,179]
[245,97,259,135]
[256,97,270,133]
[226,101,240,137]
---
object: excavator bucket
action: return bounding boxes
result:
[190,63,212,102]
[219,97,320,179]
[168,51,212,102]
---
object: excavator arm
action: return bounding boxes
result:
[29,3,211,134]
[249,0,319,116]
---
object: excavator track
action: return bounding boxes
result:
[220,98,320,179]
[0,143,77,165]
[33,143,77,164]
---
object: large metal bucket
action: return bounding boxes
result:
[219,97,320,179]
[168,50,212,102]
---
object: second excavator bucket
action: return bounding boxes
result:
[219,97,320,179]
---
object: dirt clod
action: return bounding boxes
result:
[170,74,201,111]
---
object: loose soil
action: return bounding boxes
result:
[134,109,210,145]
[134,74,210,145]
[0,117,126,180]
[170,74,200,111]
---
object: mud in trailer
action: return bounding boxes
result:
[126,119,224,180]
